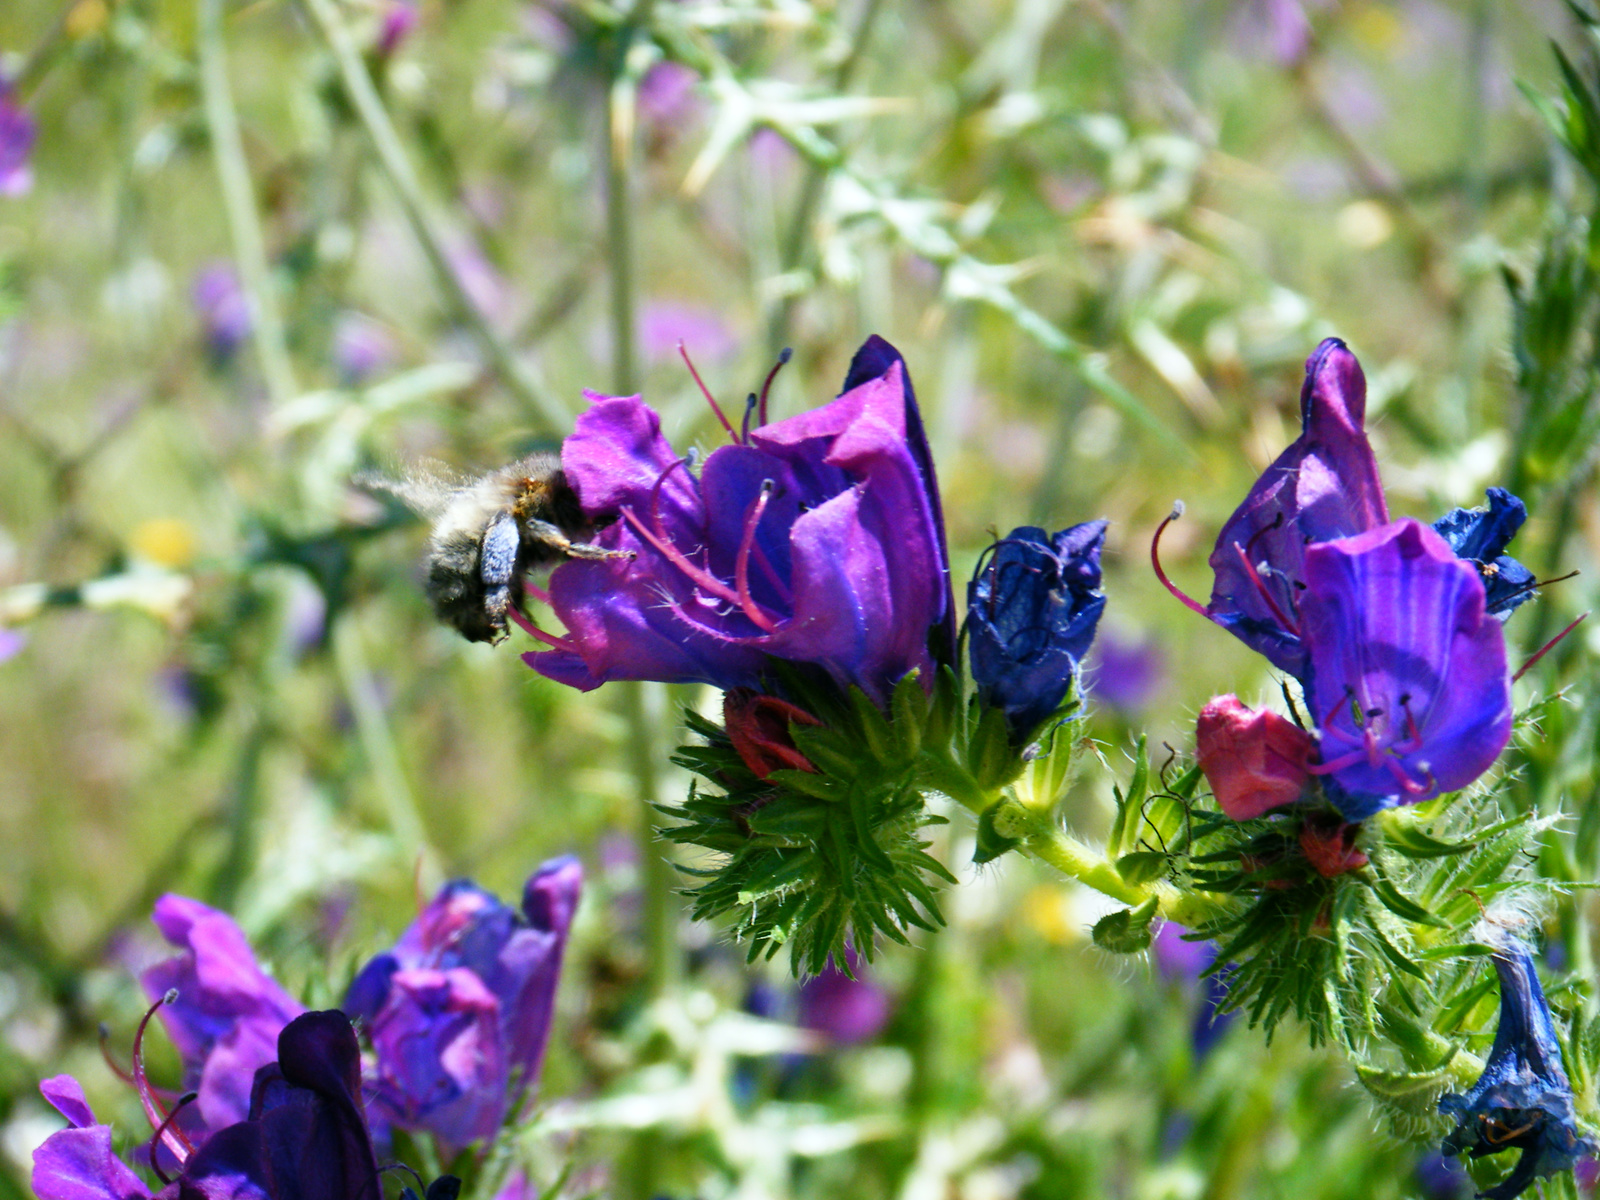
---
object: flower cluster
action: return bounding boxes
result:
[1162,339,1530,822]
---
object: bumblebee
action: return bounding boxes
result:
[361,452,623,644]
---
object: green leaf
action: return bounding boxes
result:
[1354,1060,1457,1120]
[1366,875,1450,928]
[1116,850,1169,886]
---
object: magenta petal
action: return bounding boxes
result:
[1207,339,1389,676]
[40,1077,97,1129]
[1300,519,1511,815]
[562,392,699,524]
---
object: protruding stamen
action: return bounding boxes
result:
[733,482,780,634]
[1514,611,1590,682]
[1151,503,1209,618]
[740,393,758,444]
[148,1092,198,1184]
[506,604,577,651]
[678,342,739,444]
[522,580,554,606]
[757,347,792,428]
[99,1022,135,1085]
[134,990,193,1162]
[1499,567,1581,606]
[1233,542,1300,636]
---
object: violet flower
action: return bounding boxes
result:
[1298,519,1512,820]
[193,262,252,362]
[1087,630,1165,714]
[34,1009,436,1200]
[140,894,306,1131]
[798,948,890,1044]
[343,858,582,1151]
[333,312,397,384]
[0,84,35,197]
[967,521,1107,743]
[524,336,954,707]
[1432,488,1537,620]
[1439,939,1597,1199]
[1151,924,1235,1058]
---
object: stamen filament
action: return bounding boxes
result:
[148,1092,199,1184]
[678,342,739,444]
[134,990,194,1162]
[757,347,792,428]
[1514,611,1590,682]
[1151,503,1209,618]
[522,580,554,606]
[506,604,576,651]
[733,482,780,634]
[1233,542,1300,636]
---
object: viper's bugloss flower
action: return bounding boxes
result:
[967,521,1107,742]
[1190,339,1389,678]
[193,262,252,362]
[344,859,582,1149]
[524,336,954,707]
[1299,519,1512,820]
[1195,695,1314,821]
[0,84,35,197]
[33,1010,418,1200]
[798,948,890,1044]
[140,894,306,1131]
[1439,940,1597,1200]
[1432,488,1537,620]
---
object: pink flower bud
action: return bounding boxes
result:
[1195,695,1313,821]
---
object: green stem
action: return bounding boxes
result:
[1023,827,1146,907]
[199,0,299,406]
[296,0,568,432]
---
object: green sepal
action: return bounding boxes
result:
[1354,1059,1458,1123]
[1092,895,1160,954]
[973,797,1029,864]
[1116,850,1169,887]
[1107,736,1150,860]
[969,701,1022,791]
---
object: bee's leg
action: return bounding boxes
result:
[524,518,632,561]
[480,509,523,635]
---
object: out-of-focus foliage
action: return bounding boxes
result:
[0,0,1598,1197]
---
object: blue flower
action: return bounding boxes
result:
[1439,940,1597,1199]
[967,520,1107,742]
[1431,488,1537,620]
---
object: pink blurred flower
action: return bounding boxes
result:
[639,300,739,364]
[0,84,35,198]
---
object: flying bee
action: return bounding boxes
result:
[359,452,626,645]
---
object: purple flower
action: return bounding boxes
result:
[193,262,252,361]
[1299,519,1512,820]
[140,895,306,1131]
[377,0,419,56]
[0,84,35,197]
[332,312,397,384]
[798,948,890,1044]
[637,61,702,131]
[1432,488,1537,620]
[1439,940,1597,1199]
[639,301,738,364]
[966,521,1106,742]
[524,336,954,706]
[1086,630,1165,713]
[1231,0,1313,67]
[343,858,582,1150]
[33,1010,430,1200]
[0,626,26,662]
[1150,925,1235,1058]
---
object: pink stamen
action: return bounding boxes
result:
[522,580,554,606]
[757,348,792,428]
[733,482,780,634]
[1233,542,1300,637]
[678,342,739,444]
[134,991,193,1163]
[506,604,577,651]
[1514,612,1590,682]
[1306,748,1369,776]
[148,1092,198,1185]
[1151,503,1209,618]
[1385,757,1433,795]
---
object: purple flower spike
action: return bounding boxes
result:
[1432,488,1537,620]
[1299,519,1511,819]
[1440,940,1598,1199]
[0,85,36,198]
[526,337,953,706]
[344,859,582,1148]
[1196,338,1389,677]
[141,894,306,1131]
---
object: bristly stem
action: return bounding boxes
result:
[198,0,298,406]
[296,0,568,432]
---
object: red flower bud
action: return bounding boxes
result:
[724,690,822,779]
[1196,695,1313,821]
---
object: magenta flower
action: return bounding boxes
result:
[33,1010,425,1200]
[0,84,35,197]
[343,858,582,1149]
[798,948,891,1044]
[140,895,306,1131]
[192,262,252,361]
[524,336,954,706]
[1299,519,1512,819]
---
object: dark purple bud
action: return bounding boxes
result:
[966,521,1107,742]
[1298,519,1511,820]
[1432,488,1537,620]
[526,337,953,706]
[1203,338,1388,677]
[1415,1151,1472,1200]
[1439,941,1598,1199]
[140,895,305,1131]
[0,84,35,198]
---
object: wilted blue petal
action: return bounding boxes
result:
[1432,488,1537,620]
[967,521,1106,741]
[1439,941,1598,1199]
[1298,519,1511,819]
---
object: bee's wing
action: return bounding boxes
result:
[354,458,468,520]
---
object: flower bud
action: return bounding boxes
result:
[1195,695,1313,821]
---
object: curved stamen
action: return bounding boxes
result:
[522,580,553,606]
[1514,611,1590,682]
[99,1022,136,1085]
[1496,567,1579,605]
[756,347,792,428]
[134,990,194,1162]
[733,482,780,634]
[1151,503,1209,618]
[740,393,758,444]
[678,342,739,444]
[148,1092,198,1185]
[622,508,741,611]
[507,604,577,651]
[1233,542,1300,637]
